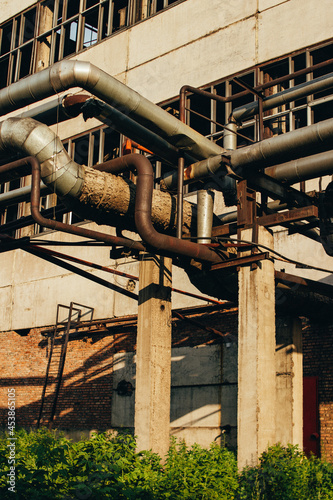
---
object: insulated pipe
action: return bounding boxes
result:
[94,154,222,263]
[162,118,333,189]
[0,60,225,161]
[265,150,333,183]
[0,156,145,250]
[230,118,333,171]
[233,71,333,122]
[81,98,184,165]
[0,117,84,198]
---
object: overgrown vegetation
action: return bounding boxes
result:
[0,429,332,499]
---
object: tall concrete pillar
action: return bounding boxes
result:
[237,226,276,468]
[276,316,303,447]
[135,253,172,458]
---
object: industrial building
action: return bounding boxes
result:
[0,0,332,467]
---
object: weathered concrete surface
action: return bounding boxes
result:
[112,343,238,449]
[276,316,303,447]
[135,253,172,457]
[238,226,276,468]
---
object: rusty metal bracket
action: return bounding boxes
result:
[258,205,319,228]
[210,251,271,271]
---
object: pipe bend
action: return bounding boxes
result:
[96,153,221,263]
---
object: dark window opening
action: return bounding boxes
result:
[14,17,21,48]
[237,124,255,148]
[1,22,13,56]
[66,0,81,21]
[73,136,90,165]
[112,0,129,31]
[155,0,165,12]
[293,108,307,129]
[311,43,333,99]
[53,29,61,63]
[86,0,100,9]
[23,8,36,43]
[188,92,211,137]
[63,21,78,58]
[101,4,110,39]
[103,128,121,161]
[19,43,33,79]
[0,55,9,88]
[230,73,255,112]
[83,8,99,48]
[313,100,333,123]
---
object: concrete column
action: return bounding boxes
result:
[237,226,276,468]
[135,253,172,457]
[276,316,303,447]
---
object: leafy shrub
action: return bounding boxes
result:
[1,430,333,499]
[238,443,333,500]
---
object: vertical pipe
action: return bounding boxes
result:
[197,189,215,244]
[177,88,187,239]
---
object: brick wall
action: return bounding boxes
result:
[303,319,333,462]
[0,307,236,431]
[1,308,332,463]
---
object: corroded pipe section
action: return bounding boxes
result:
[94,154,222,263]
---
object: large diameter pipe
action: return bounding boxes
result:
[94,154,222,263]
[0,117,84,198]
[233,71,333,122]
[265,150,333,183]
[162,118,333,189]
[81,98,183,165]
[0,60,225,161]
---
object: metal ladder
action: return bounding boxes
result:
[37,302,94,428]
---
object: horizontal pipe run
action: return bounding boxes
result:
[0,156,146,251]
[0,60,225,161]
[162,118,333,189]
[233,71,333,122]
[265,150,333,183]
[82,98,184,165]
[94,154,222,263]
[0,182,49,208]
[230,118,333,171]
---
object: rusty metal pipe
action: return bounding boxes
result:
[0,156,145,250]
[95,154,222,263]
[29,158,145,250]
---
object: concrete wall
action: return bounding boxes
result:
[111,343,237,448]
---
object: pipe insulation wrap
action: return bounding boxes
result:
[0,60,225,161]
[0,118,84,198]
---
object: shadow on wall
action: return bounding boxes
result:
[0,326,238,448]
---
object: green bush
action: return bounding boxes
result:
[0,430,333,499]
[238,443,333,500]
